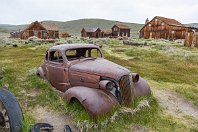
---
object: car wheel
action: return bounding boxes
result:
[0,88,24,132]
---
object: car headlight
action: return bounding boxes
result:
[106,81,116,91]
[99,79,122,103]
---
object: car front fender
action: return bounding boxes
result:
[62,86,119,117]
[37,67,46,79]
[133,77,151,97]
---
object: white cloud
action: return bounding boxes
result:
[0,0,197,24]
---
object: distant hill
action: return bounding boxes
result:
[0,19,197,36]
[185,23,198,28]
[0,19,144,35]
[47,19,144,35]
[0,24,26,33]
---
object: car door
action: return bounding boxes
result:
[46,50,69,92]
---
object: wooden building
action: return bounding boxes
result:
[104,30,112,37]
[139,16,197,40]
[81,27,104,38]
[21,21,59,39]
[59,32,71,38]
[112,24,130,37]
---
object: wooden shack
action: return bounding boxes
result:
[112,24,130,37]
[81,27,103,38]
[139,16,196,40]
[21,21,59,39]
[59,32,70,38]
[104,30,112,37]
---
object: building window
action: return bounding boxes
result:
[114,27,117,31]
[162,22,165,30]
[43,31,47,38]
[148,24,151,30]
[155,19,158,25]
[122,32,124,36]
[34,31,38,37]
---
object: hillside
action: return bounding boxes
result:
[0,19,144,35]
[185,23,198,28]
[48,19,144,35]
[1,19,197,36]
[0,24,26,33]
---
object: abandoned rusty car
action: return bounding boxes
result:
[37,44,151,116]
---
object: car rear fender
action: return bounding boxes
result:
[133,77,151,97]
[63,86,119,117]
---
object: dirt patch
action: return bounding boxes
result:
[0,60,13,64]
[26,89,39,98]
[153,89,198,119]
[131,124,149,132]
[32,106,78,132]
[152,89,198,128]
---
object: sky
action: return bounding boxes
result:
[0,0,197,25]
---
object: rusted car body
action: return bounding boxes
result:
[37,44,151,116]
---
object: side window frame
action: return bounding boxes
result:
[45,51,49,61]
[90,48,102,58]
[48,50,64,64]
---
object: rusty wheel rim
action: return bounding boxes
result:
[0,101,10,131]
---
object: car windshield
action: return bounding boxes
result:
[65,48,102,61]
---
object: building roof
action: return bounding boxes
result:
[40,22,59,31]
[140,16,185,32]
[155,16,183,26]
[82,27,100,32]
[104,29,112,35]
[113,23,130,29]
[23,21,59,31]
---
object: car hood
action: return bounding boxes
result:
[69,58,130,81]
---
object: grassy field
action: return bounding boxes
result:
[0,37,198,131]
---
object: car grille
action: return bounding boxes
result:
[119,74,134,106]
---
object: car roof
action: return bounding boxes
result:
[49,44,100,51]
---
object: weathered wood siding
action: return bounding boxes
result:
[140,17,189,40]
[194,32,198,47]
